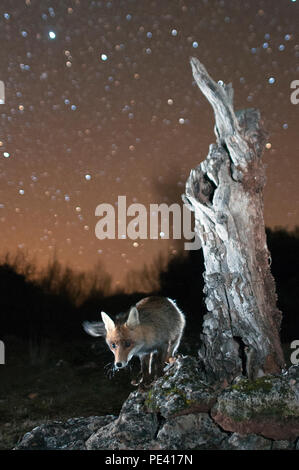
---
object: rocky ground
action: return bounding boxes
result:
[14,356,299,450]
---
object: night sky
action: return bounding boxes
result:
[0,0,298,289]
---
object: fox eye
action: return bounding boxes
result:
[124,341,131,348]
[111,343,116,349]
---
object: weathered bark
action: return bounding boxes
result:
[183,58,285,383]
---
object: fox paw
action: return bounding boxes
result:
[131,377,142,386]
[168,356,177,364]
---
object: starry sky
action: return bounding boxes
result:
[0,0,298,289]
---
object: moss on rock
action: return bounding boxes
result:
[231,376,274,394]
[212,369,299,440]
[145,356,217,418]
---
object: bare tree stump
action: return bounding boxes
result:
[183,58,285,383]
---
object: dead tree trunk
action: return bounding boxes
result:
[183,58,285,384]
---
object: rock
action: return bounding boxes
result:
[285,365,299,381]
[145,355,217,418]
[272,440,295,450]
[223,433,271,450]
[86,391,158,450]
[14,415,116,450]
[212,370,299,440]
[14,358,299,450]
[148,413,226,450]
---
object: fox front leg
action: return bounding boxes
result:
[131,354,151,387]
[141,353,153,385]
[153,346,168,380]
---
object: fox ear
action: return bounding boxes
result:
[101,311,115,332]
[126,306,139,329]
[82,321,106,337]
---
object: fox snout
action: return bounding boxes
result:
[112,348,131,369]
[114,360,127,369]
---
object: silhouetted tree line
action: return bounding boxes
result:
[0,227,298,345]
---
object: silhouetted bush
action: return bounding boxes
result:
[0,255,112,341]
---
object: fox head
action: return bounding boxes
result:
[83,306,141,369]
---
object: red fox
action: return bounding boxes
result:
[83,296,185,385]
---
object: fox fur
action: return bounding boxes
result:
[83,296,185,385]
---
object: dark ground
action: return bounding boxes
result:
[0,332,202,449]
